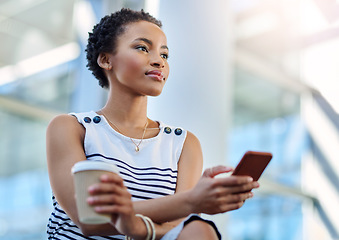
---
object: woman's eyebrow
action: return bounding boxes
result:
[134,37,169,50]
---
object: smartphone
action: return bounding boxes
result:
[231,151,272,181]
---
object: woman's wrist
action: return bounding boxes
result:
[126,214,155,240]
[185,188,198,214]
[126,215,147,240]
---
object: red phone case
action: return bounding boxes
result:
[231,151,272,181]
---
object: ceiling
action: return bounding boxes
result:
[0,0,75,68]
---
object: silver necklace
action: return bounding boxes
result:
[101,112,148,152]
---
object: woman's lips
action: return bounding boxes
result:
[146,70,164,81]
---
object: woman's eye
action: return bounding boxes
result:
[161,53,169,60]
[136,46,148,52]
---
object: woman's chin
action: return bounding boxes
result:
[144,88,164,97]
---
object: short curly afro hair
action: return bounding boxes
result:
[85,8,162,88]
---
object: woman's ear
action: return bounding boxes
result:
[97,52,112,70]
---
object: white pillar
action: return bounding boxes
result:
[147,1,234,237]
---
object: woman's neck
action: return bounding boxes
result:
[100,90,148,129]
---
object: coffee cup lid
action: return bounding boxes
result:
[72,161,119,174]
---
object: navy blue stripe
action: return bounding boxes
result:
[120,171,177,185]
[48,224,58,230]
[131,194,152,200]
[127,186,170,196]
[55,206,67,214]
[86,153,178,173]
[123,178,176,192]
[48,219,77,229]
[51,212,71,222]
[130,193,169,200]
[116,163,177,179]
[51,211,70,221]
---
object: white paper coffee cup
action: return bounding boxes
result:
[72,160,119,224]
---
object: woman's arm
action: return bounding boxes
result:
[46,114,123,236]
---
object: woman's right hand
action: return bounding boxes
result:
[188,165,259,215]
[87,173,147,239]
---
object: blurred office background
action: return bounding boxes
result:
[0,0,338,239]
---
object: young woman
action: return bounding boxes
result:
[46,9,259,240]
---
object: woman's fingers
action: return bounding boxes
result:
[202,166,233,178]
[93,203,133,215]
[86,173,133,215]
[226,191,254,203]
[88,182,121,195]
[214,187,254,205]
[87,191,130,206]
[226,181,260,194]
[218,191,255,213]
[219,202,245,213]
[215,175,260,190]
[200,190,254,215]
[88,173,124,194]
[212,180,259,198]
[100,174,124,185]
[214,175,254,186]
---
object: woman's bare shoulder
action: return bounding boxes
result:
[47,114,85,139]
[187,130,200,141]
[48,113,79,126]
[183,130,202,151]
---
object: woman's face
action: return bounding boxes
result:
[108,20,169,97]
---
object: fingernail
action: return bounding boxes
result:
[87,197,94,204]
[247,177,253,182]
[94,206,102,212]
[101,175,109,181]
[249,192,254,198]
[223,166,233,171]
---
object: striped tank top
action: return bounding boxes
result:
[47,111,187,239]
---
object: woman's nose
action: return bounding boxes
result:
[150,54,165,68]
